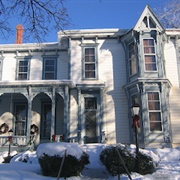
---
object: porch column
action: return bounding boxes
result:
[100,88,105,143]
[27,86,32,142]
[51,87,56,141]
[77,89,82,144]
[64,85,69,141]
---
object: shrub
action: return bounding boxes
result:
[100,143,158,176]
[100,144,136,176]
[137,151,156,175]
[37,142,89,178]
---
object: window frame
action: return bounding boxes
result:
[128,41,137,76]
[82,46,98,80]
[14,102,27,136]
[143,38,157,72]
[147,92,162,132]
[16,57,31,80]
[41,102,52,139]
[42,56,57,80]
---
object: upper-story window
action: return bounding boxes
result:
[83,47,97,79]
[17,59,30,80]
[43,58,57,80]
[148,92,162,131]
[143,39,157,71]
[128,42,137,75]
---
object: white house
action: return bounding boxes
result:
[0,5,179,151]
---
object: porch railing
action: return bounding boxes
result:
[0,136,27,146]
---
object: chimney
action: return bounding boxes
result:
[15,24,24,44]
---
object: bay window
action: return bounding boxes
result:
[128,42,137,75]
[143,39,157,71]
[148,92,162,131]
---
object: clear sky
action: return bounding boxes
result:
[2,0,171,44]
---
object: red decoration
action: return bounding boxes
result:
[8,136,13,143]
[132,115,140,128]
[52,134,56,142]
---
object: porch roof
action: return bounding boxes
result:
[0,80,74,88]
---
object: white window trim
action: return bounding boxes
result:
[143,38,157,72]
[147,91,163,132]
[81,45,98,80]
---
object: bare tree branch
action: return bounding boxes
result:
[156,0,180,28]
[0,0,70,42]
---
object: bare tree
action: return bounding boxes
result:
[0,0,70,42]
[156,0,180,28]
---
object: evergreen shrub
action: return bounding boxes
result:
[37,143,89,177]
[100,144,157,176]
[100,144,136,176]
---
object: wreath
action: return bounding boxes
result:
[0,123,9,134]
[30,124,39,135]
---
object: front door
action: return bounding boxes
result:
[41,103,51,140]
[14,103,27,136]
[84,97,98,143]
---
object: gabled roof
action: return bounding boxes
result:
[133,5,165,32]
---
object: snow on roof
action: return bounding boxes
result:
[36,142,84,160]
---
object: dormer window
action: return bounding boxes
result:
[143,39,157,71]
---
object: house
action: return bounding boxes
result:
[0,5,179,151]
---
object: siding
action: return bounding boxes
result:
[164,40,180,144]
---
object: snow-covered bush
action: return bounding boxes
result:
[36,142,89,178]
[100,143,159,176]
[137,150,157,175]
[100,144,136,176]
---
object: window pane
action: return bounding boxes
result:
[44,59,56,80]
[85,64,95,70]
[19,67,28,72]
[19,61,28,66]
[85,71,95,78]
[150,122,162,131]
[45,66,54,71]
[148,102,160,110]
[128,42,137,75]
[45,73,54,79]
[85,98,97,109]
[18,74,27,80]
[148,92,159,100]
[45,60,54,65]
[85,48,95,62]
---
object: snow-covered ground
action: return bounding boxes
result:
[0,143,180,179]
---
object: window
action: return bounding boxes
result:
[148,92,162,131]
[128,42,137,75]
[14,103,27,136]
[0,59,3,80]
[41,103,51,139]
[143,39,157,71]
[43,58,56,80]
[17,59,29,80]
[83,47,97,79]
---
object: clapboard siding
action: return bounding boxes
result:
[164,39,180,144]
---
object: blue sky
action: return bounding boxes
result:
[2,0,171,44]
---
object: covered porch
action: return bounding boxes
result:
[0,80,73,150]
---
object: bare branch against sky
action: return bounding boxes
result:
[156,0,180,28]
[0,0,70,42]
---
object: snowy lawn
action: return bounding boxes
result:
[0,143,179,179]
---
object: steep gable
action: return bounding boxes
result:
[134,5,164,32]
